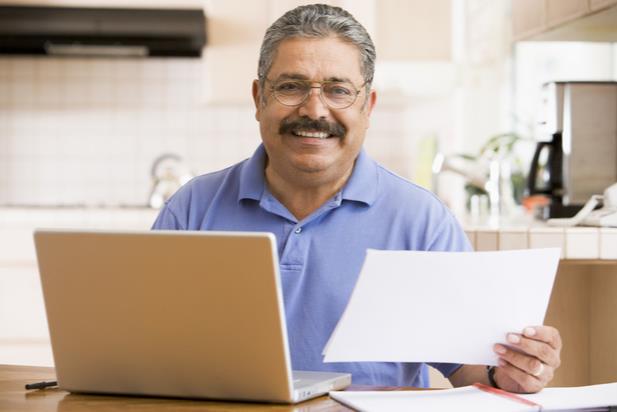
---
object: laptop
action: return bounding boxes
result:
[33,229,351,403]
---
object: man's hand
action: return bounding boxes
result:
[492,325,562,393]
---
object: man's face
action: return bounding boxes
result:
[253,36,376,186]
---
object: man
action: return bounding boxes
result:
[153,4,561,392]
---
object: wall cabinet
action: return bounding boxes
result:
[512,0,617,41]
[202,0,453,103]
[545,0,589,27]
[374,0,451,61]
[512,0,546,40]
[590,0,617,10]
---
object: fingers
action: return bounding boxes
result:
[494,342,551,377]
[532,362,544,377]
[501,331,560,368]
[521,325,562,351]
[491,325,562,393]
[495,358,552,393]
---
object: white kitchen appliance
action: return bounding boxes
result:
[548,182,617,227]
[528,81,617,218]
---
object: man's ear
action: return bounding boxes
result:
[252,79,262,121]
[364,89,377,127]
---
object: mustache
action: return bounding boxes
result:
[279,117,346,138]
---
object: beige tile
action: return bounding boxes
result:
[529,227,566,258]
[565,228,600,259]
[600,228,617,260]
[498,227,528,250]
[475,229,499,251]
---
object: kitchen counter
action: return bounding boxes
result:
[1,207,615,260]
[0,206,158,228]
[0,207,159,262]
[459,213,617,260]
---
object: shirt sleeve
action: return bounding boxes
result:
[151,204,185,230]
[428,362,464,379]
[427,209,473,253]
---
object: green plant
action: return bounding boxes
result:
[461,133,528,205]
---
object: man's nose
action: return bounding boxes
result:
[298,86,330,119]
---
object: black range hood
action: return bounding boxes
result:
[0,5,207,57]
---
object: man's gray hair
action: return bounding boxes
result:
[257,4,376,96]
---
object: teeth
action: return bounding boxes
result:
[294,130,329,139]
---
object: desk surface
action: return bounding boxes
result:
[0,365,416,411]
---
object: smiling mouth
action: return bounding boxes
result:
[292,130,332,139]
[279,116,346,139]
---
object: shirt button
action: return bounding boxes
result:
[294,227,302,234]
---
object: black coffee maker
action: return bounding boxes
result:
[527,132,581,219]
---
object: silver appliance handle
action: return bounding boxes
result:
[45,43,148,57]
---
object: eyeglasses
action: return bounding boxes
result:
[267,78,366,110]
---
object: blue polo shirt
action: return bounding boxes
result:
[152,144,472,387]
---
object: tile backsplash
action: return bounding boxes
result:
[0,57,256,206]
[0,56,452,206]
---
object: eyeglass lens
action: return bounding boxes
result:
[272,80,358,109]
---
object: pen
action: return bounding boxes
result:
[25,381,58,390]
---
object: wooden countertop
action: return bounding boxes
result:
[0,364,420,412]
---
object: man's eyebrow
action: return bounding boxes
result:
[274,73,309,81]
[273,73,353,83]
[325,76,352,83]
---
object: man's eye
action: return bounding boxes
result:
[327,84,353,96]
[276,81,305,92]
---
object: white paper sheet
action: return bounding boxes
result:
[323,248,561,365]
[329,386,532,412]
[330,382,617,412]
[521,381,617,409]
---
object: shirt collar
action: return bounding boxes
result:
[238,145,267,202]
[341,148,379,206]
[237,144,379,206]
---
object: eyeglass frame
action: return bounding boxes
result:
[264,77,369,110]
